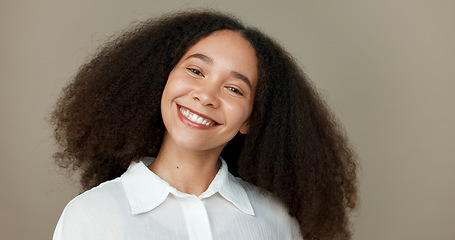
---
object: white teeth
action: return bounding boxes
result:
[179,106,215,126]
[190,114,198,122]
[196,117,204,124]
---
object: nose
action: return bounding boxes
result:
[191,82,221,108]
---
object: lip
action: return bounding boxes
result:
[176,104,219,129]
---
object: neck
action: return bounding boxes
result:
[149,135,223,196]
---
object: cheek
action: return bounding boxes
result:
[160,80,178,114]
[226,101,253,124]
[161,79,181,102]
[163,72,193,97]
[160,85,170,108]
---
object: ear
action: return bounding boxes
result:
[239,120,250,134]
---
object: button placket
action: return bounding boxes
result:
[180,197,213,240]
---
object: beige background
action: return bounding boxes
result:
[1,0,454,239]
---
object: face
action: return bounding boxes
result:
[160,30,258,153]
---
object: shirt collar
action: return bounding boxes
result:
[120,157,255,216]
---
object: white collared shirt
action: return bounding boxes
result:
[53,158,302,240]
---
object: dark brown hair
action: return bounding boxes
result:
[51,10,357,240]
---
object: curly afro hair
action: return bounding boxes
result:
[50,10,358,240]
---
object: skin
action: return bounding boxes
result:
[149,30,258,196]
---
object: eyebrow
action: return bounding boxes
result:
[185,53,253,91]
[185,53,213,64]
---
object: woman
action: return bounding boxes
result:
[51,10,357,240]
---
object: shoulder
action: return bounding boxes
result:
[236,178,303,239]
[64,178,126,215]
[237,178,288,215]
[53,178,129,239]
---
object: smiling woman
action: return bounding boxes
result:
[159,30,256,157]
[50,10,357,240]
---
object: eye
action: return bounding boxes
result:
[225,86,244,96]
[187,68,204,77]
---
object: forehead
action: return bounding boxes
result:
[181,30,258,86]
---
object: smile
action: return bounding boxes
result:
[178,106,218,126]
